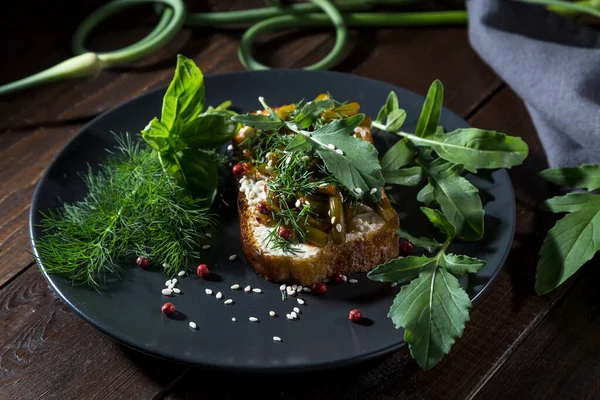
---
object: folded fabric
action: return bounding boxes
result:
[467,0,600,167]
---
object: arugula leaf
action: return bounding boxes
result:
[419,159,484,241]
[141,118,172,153]
[397,228,442,253]
[535,192,600,294]
[367,255,436,284]
[400,128,528,173]
[417,183,435,205]
[420,206,456,238]
[293,99,335,128]
[161,55,205,130]
[375,91,406,132]
[380,139,413,171]
[178,113,239,149]
[286,114,385,202]
[540,164,600,191]
[160,149,218,206]
[391,267,471,370]
[415,80,443,138]
[383,166,424,186]
[231,113,284,131]
[442,253,486,275]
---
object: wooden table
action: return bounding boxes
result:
[2,1,598,399]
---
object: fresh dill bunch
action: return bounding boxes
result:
[35,134,216,288]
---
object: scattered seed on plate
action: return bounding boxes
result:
[323,278,330,283]
[189,321,197,329]
[216,292,223,299]
[162,289,173,296]
[205,289,213,295]
[165,279,172,287]
[349,279,358,284]
[224,299,234,305]
[303,287,311,293]
[244,285,252,293]
[249,317,258,322]
[172,278,177,285]
[292,284,298,290]
[227,144,234,151]
[297,298,305,305]
[286,314,293,320]
[229,254,237,261]
[296,285,303,292]
[232,317,237,322]
[173,288,181,294]
[391,282,398,287]
[177,270,185,277]
[291,311,297,319]
[168,283,175,290]
[206,233,212,238]
[253,288,262,294]
[269,311,276,317]
[202,245,211,250]
[162,263,169,269]
[273,336,282,342]
[280,284,286,291]
[293,307,300,313]
[231,284,241,290]
[342,275,348,282]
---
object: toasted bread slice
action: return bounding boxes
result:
[234,122,399,285]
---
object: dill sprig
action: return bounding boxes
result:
[35,134,216,288]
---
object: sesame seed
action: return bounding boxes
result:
[327,143,336,150]
[286,314,293,320]
[369,188,377,194]
[216,292,223,299]
[224,299,234,304]
[335,148,344,155]
[249,317,258,322]
[331,216,336,224]
[229,254,237,261]
[202,245,211,250]
[232,317,237,322]
[303,287,311,292]
[253,288,262,294]
[162,263,169,269]
[227,144,234,151]
[349,279,358,284]
[173,288,181,294]
[269,311,276,317]
[301,155,310,162]
[384,185,393,191]
[391,282,398,287]
[244,285,252,293]
[205,289,213,295]
[288,291,297,297]
[357,218,364,224]
[206,233,212,238]
[231,284,240,290]
[177,270,185,277]
[280,284,286,291]
[297,298,305,305]
[323,278,330,283]
[342,275,348,282]
[305,201,311,207]
[273,336,282,342]
[354,187,363,194]
[358,225,364,232]
[165,280,172,287]
[162,289,173,296]
[292,284,298,290]
[293,307,300,313]
[189,322,197,329]
[266,165,274,172]
[291,311,297,318]
[296,286,303,292]
[268,159,273,166]
[328,210,331,216]
[336,223,342,232]
[295,199,301,208]
[172,278,178,285]
[168,283,175,290]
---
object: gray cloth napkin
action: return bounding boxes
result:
[466,0,600,167]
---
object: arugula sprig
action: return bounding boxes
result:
[535,164,600,294]
[368,207,486,370]
[372,80,529,240]
[141,55,240,206]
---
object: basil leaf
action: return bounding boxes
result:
[160,149,217,207]
[420,206,456,239]
[161,55,205,131]
[397,228,441,253]
[380,139,413,171]
[141,117,172,153]
[383,166,424,186]
[293,99,335,129]
[542,193,600,213]
[442,253,486,275]
[540,164,600,191]
[413,129,529,173]
[389,268,471,370]
[178,113,239,149]
[375,92,406,132]
[231,114,283,131]
[420,159,484,241]
[415,80,443,138]
[367,255,436,283]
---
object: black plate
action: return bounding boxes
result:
[29,70,515,373]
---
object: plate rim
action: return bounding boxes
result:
[28,69,515,373]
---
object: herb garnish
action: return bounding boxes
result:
[369,79,529,370]
[535,164,600,294]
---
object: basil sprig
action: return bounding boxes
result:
[141,55,240,205]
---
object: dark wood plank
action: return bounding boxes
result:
[161,83,563,400]
[473,263,600,399]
